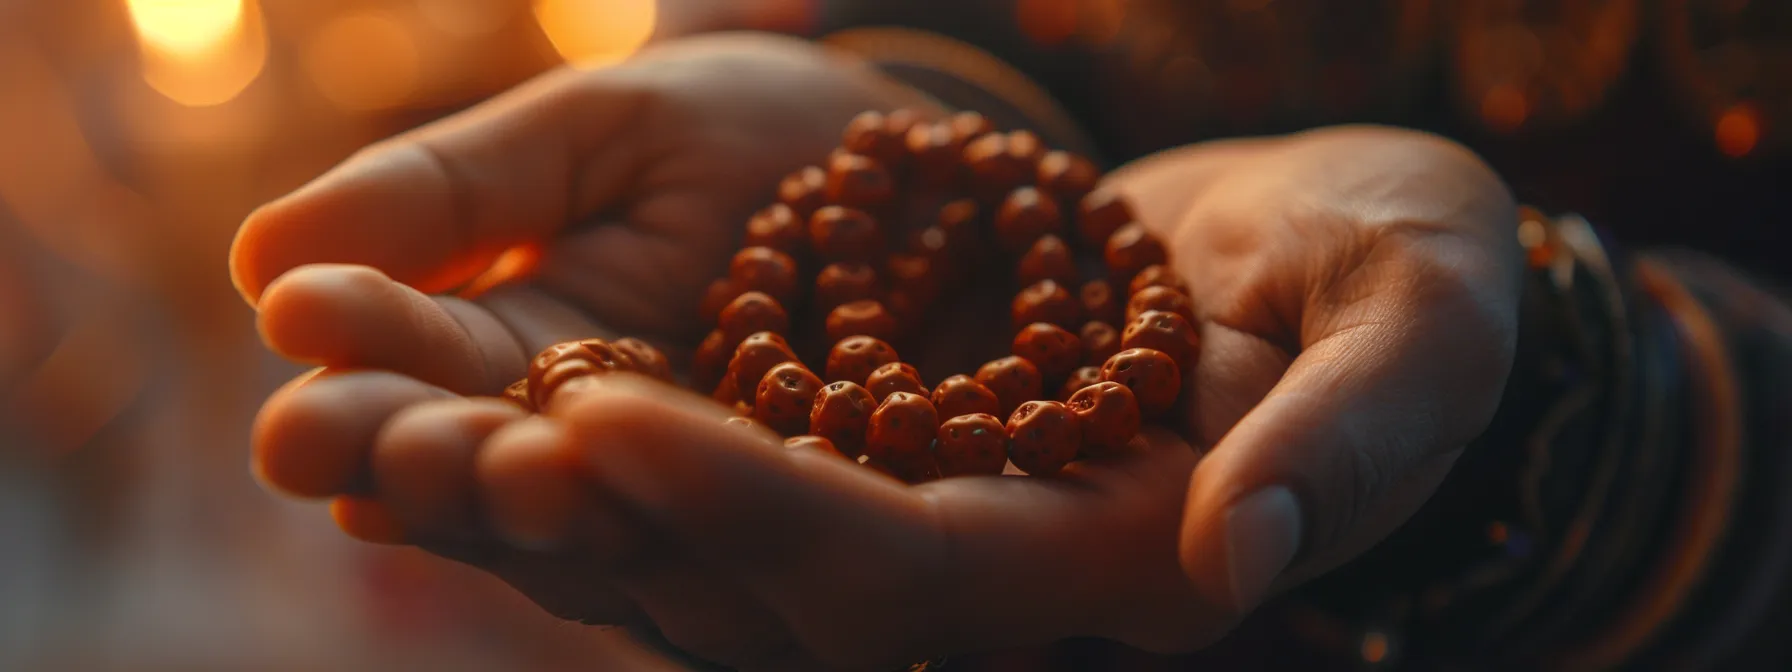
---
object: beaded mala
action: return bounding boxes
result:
[494,109,1193,482]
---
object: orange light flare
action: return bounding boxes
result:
[1480,83,1531,134]
[125,0,268,107]
[1715,103,1761,158]
[1017,0,1079,47]
[457,244,547,300]
[533,0,658,68]
[305,9,422,112]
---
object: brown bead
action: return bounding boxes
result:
[1081,279,1122,323]
[864,391,940,476]
[825,152,895,209]
[825,335,900,385]
[778,166,827,220]
[718,291,789,343]
[612,337,672,382]
[1059,366,1104,401]
[1005,401,1081,476]
[785,435,849,460]
[931,375,1003,420]
[754,362,824,437]
[963,133,1034,196]
[809,381,877,458]
[728,332,800,402]
[885,253,939,306]
[1011,280,1081,330]
[692,329,733,392]
[1017,234,1078,287]
[948,110,994,144]
[744,204,807,256]
[1011,322,1083,381]
[1036,150,1099,201]
[527,339,625,406]
[500,378,534,412]
[1105,223,1169,282]
[975,356,1044,418]
[1128,264,1189,296]
[905,121,962,187]
[699,278,742,325]
[1122,310,1201,375]
[1125,285,1197,325]
[1100,348,1182,416]
[714,371,741,405]
[994,187,1064,252]
[842,110,910,166]
[1067,381,1141,457]
[1078,187,1136,247]
[815,262,880,311]
[934,413,1009,478]
[1080,321,1122,366]
[809,206,883,263]
[866,361,926,402]
[826,300,898,343]
[729,246,800,305]
[936,199,984,254]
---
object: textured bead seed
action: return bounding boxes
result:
[1125,285,1197,325]
[948,110,994,144]
[842,110,909,166]
[826,300,899,343]
[1078,187,1136,248]
[1011,280,1081,330]
[1128,264,1189,296]
[1100,348,1182,416]
[729,246,800,305]
[864,391,940,480]
[744,204,808,256]
[1105,223,1170,282]
[778,166,827,220]
[936,199,984,256]
[814,262,880,312]
[692,329,733,392]
[1018,234,1078,287]
[931,375,1002,420]
[1080,321,1122,366]
[963,133,1033,196]
[714,372,742,406]
[825,152,895,209]
[501,378,534,412]
[905,122,961,187]
[718,291,789,343]
[1011,322,1082,381]
[1078,279,1124,326]
[994,187,1064,252]
[1006,129,1047,163]
[728,332,800,402]
[785,435,849,460]
[885,253,939,307]
[975,356,1044,418]
[825,335,900,385]
[1059,366,1104,401]
[866,361,927,402]
[1122,310,1201,374]
[809,381,877,458]
[699,278,742,325]
[527,339,625,404]
[754,362,824,437]
[612,337,672,382]
[809,206,883,263]
[1036,150,1099,201]
[1067,381,1141,457]
[1005,401,1081,476]
[935,413,1009,477]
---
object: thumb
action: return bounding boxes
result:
[1179,232,1521,614]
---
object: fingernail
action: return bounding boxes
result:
[1223,486,1303,610]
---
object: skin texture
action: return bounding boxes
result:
[235,33,1521,671]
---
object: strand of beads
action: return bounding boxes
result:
[499,109,1199,481]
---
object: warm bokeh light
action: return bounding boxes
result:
[304,10,422,111]
[1715,103,1760,158]
[1078,0,1126,46]
[1480,84,1530,134]
[128,0,267,106]
[417,0,516,36]
[1017,0,1078,47]
[1361,631,1390,664]
[533,0,657,68]
[124,0,243,57]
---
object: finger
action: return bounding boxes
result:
[257,264,528,395]
[230,66,654,304]
[330,497,408,545]
[251,370,454,498]
[1178,232,1521,616]
[371,397,527,536]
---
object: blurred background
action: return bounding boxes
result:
[0,1,1784,670]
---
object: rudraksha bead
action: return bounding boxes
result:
[1036,150,1099,201]
[931,374,1002,420]
[778,166,827,220]
[754,362,824,437]
[1059,366,1104,401]
[1121,310,1201,375]
[1125,285,1197,325]
[975,356,1043,418]
[729,246,800,305]
[1005,401,1080,476]
[727,332,800,402]
[809,381,877,458]
[886,253,940,307]
[809,206,883,263]
[842,110,913,166]
[935,414,1009,477]
[964,133,1034,196]
[825,152,895,209]
[527,339,624,405]
[947,110,994,144]
[501,379,534,412]
[699,278,741,325]
[1011,322,1082,381]
[1077,187,1135,248]
[718,291,789,343]
[864,391,940,480]
[995,187,1063,252]
[866,361,927,402]
[1128,264,1189,296]
[825,335,900,385]
[1105,223,1169,283]
[1011,280,1081,330]
[1067,381,1141,457]
[1018,234,1078,287]
[612,337,672,382]
[744,204,808,256]
[1100,348,1181,416]
[1078,279,1124,326]
[1079,321,1122,366]
[814,262,880,311]
[692,329,733,392]
[905,122,961,188]
[826,300,899,343]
